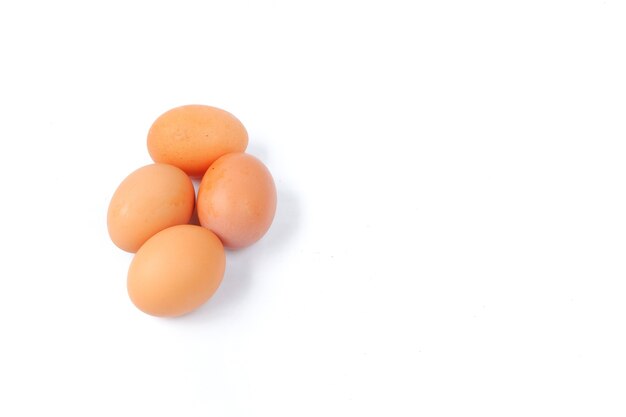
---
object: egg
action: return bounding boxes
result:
[147,104,248,177]
[127,225,226,317]
[107,164,195,253]
[197,153,277,249]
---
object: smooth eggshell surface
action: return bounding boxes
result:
[147,104,248,177]
[197,153,277,249]
[127,225,226,317]
[107,164,195,253]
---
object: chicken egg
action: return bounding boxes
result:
[127,225,226,317]
[197,153,277,249]
[147,104,248,177]
[107,164,195,253]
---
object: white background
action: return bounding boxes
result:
[1,1,625,415]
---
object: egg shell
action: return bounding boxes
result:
[107,164,195,253]
[147,104,248,177]
[197,153,277,249]
[127,225,226,317]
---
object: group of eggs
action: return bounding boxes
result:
[107,105,276,317]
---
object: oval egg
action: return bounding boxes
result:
[127,225,226,317]
[107,164,195,253]
[197,153,277,249]
[147,104,248,177]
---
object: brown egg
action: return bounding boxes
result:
[107,164,195,253]
[147,104,248,177]
[127,225,225,317]
[197,153,277,249]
